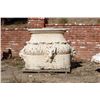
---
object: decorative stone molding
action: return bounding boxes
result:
[20,42,74,55]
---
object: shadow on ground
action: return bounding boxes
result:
[70,61,82,73]
[96,68,100,73]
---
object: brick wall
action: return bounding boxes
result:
[65,25,100,60]
[1,28,31,56]
[46,24,100,60]
[28,18,45,28]
[1,18,100,61]
[1,18,45,56]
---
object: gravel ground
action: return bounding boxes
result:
[1,57,100,83]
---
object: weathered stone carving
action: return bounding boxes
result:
[46,46,57,63]
[19,28,76,71]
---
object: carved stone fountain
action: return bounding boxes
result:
[19,28,75,72]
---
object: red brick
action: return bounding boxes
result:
[1,20,100,60]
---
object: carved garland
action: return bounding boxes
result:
[20,42,74,56]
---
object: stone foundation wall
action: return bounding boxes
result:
[1,18,100,60]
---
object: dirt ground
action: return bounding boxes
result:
[1,57,100,83]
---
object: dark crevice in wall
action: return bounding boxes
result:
[1,18,28,25]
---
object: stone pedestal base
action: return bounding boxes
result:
[23,54,71,70]
[22,68,70,73]
[19,28,76,72]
